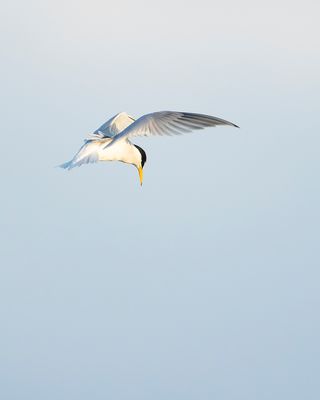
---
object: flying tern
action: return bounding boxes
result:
[60,111,239,185]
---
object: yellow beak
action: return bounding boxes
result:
[138,166,143,186]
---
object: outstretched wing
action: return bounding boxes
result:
[59,139,110,170]
[105,111,239,147]
[89,112,136,139]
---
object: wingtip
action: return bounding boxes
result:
[57,161,72,170]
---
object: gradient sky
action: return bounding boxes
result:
[1,1,320,399]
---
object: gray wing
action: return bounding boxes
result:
[105,111,239,147]
[59,140,105,170]
[89,112,136,139]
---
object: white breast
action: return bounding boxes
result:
[98,140,140,166]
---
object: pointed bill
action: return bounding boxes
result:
[138,166,143,186]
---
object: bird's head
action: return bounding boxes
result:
[133,145,147,186]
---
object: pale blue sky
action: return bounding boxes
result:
[1,0,320,399]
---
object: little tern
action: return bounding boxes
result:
[60,111,239,185]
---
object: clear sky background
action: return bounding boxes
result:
[1,0,319,399]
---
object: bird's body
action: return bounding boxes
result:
[60,110,238,185]
[99,139,142,165]
[61,138,141,167]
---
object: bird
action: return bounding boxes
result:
[60,111,239,185]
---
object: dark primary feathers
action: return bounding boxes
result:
[105,111,239,148]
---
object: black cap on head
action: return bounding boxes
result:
[134,145,147,168]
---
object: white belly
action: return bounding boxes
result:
[98,140,139,165]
